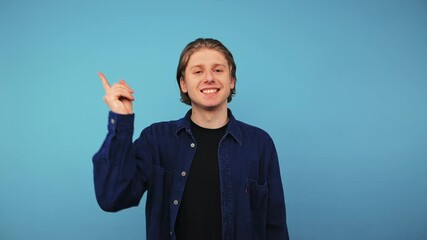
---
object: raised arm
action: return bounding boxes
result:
[93,72,147,212]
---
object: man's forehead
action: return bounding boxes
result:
[187,49,228,66]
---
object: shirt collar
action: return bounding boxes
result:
[175,108,242,145]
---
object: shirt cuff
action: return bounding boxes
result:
[107,111,135,134]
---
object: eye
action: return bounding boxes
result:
[193,70,202,74]
[214,68,223,73]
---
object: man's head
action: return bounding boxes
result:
[176,38,237,105]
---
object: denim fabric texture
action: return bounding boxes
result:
[93,109,289,240]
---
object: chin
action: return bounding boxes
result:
[192,102,224,111]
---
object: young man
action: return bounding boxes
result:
[93,38,289,240]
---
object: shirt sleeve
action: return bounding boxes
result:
[92,111,148,212]
[266,141,290,240]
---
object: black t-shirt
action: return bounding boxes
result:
[175,121,227,240]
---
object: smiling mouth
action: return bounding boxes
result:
[201,88,219,94]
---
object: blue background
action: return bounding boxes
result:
[1,0,426,239]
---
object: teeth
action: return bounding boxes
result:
[202,89,218,94]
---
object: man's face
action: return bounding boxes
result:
[180,49,235,112]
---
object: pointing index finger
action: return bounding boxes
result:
[98,72,111,90]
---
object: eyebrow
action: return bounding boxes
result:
[189,63,227,70]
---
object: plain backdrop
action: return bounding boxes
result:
[1,0,426,239]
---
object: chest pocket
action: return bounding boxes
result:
[246,178,268,240]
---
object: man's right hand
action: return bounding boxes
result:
[99,72,134,114]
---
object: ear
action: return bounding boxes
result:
[230,77,236,90]
[180,77,188,93]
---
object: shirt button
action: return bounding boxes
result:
[110,119,115,124]
[173,200,179,205]
[181,171,187,177]
[190,143,195,148]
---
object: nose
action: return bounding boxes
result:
[205,71,214,82]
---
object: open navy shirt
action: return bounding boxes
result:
[93,109,289,240]
[175,121,226,239]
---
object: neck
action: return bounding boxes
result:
[190,105,229,129]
